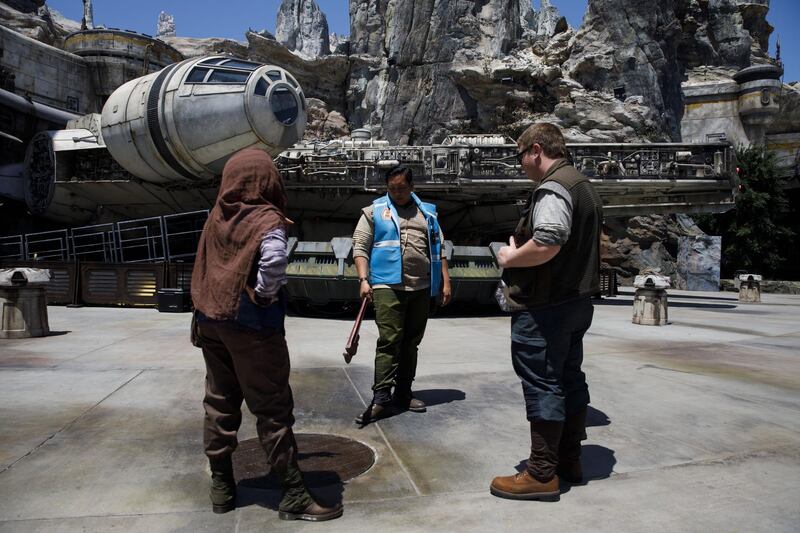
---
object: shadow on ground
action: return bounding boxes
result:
[237,470,344,510]
[356,388,467,427]
[413,388,466,406]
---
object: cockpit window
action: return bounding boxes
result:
[286,75,298,88]
[266,70,283,82]
[270,87,298,125]
[254,78,268,96]
[186,67,210,83]
[207,69,251,83]
[220,59,261,71]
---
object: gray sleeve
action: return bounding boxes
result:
[254,227,288,299]
[530,183,572,246]
[352,207,374,259]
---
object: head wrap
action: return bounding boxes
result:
[191,149,287,319]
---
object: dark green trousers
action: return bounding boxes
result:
[372,288,430,403]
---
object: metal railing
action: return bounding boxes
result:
[0,235,24,261]
[2,210,209,264]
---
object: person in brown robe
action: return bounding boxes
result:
[191,148,342,521]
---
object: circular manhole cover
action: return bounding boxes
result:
[232,433,375,487]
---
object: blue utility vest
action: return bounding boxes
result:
[370,192,443,297]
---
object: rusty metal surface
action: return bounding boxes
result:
[232,433,375,488]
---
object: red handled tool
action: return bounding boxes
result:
[343,297,369,364]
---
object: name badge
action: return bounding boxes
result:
[382,208,392,220]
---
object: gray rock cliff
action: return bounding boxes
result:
[2,0,788,282]
[275,0,330,59]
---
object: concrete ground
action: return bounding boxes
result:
[0,288,798,532]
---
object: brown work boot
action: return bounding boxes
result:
[490,470,560,500]
[558,407,587,484]
[208,455,236,514]
[490,419,563,500]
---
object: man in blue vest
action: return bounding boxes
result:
[351,164,451,423]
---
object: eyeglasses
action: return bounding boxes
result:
[516,145,533,164]
[387,185,411,193]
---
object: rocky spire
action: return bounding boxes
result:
[275,0,330,59]
[518,0,567,42]
[535,0,567,39]
[81,0,93,30]
[157,11,176,38]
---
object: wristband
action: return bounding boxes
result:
[359,277,369,282]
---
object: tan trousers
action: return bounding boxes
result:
[199,321,297,472]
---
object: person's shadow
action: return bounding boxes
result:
[411,388,466,407]
[515,406,616,490]
[357,388,466,427]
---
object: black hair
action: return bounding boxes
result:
[385,164,413,185]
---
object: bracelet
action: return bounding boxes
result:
[358,277,369,282]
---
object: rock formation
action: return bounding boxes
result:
[532,0,568,40]
[329,32,348,54]
[275,0,330,59]
[81,0,93,30]
[304,97,349,140]
[3,0,42,13]
[1,0,792,284]
[156,11,175,38]
[0,2,77,45]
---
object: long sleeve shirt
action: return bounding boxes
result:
[254,226,288,301]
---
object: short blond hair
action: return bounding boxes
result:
[517,123,568,159]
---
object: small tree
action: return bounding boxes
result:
[698,146,794,277]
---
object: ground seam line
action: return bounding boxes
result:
[58,328,164,366]
[0,369,146,475]
[341,366,423,496]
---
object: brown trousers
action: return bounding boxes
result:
[199,321,297,472]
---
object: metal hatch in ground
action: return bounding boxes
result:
[232,433,375,487]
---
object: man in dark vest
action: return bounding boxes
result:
[351,164,451,424]
[490,123,602,500]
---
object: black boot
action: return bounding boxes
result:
[208,455,236,514]
[277,464,343,522]
[558,407,587,483]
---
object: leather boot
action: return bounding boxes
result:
[393,386,426,413]
[355,402,393,424]
[490,470,559,500]
[558,407,587,484]
[208,455,236,514]
[490,420,562,500]
[277,464,343,522]
[355,390,394,424]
